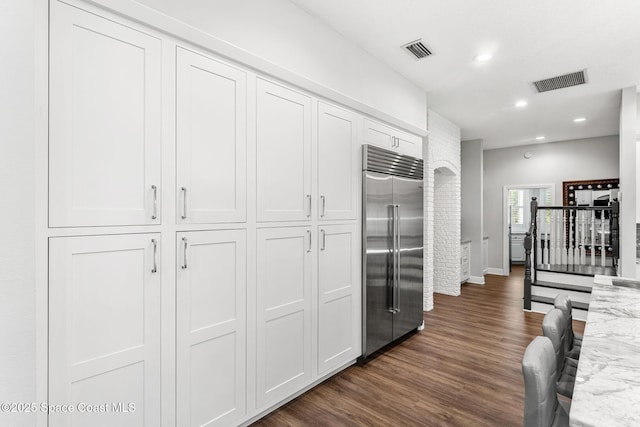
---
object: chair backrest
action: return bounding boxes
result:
[542,308,568,379]
[522,336,559,427]
[554,294,575,352]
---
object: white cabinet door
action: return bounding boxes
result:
[176,48,247,224]
[256,79,312,222]
[395,130,422,158]
[318,224,360,375]
[363,119,422,158]
[256,227,312,408]
[176,230,246,427]
[49,2,161,227]
[317,102,359,221]
[49,234,161,427]
[363,119,395,151]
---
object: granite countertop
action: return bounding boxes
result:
[570,275,640,426]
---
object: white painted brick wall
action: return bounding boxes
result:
[423,110,461,310]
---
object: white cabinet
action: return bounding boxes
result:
[363,118,422,158]
[176,230,246,427]
[256,227,312,408]
[256,79,312,222]
[176,48,247,224]
[461,241,470,283]
[317,102,359,221]
[49,234,161,427]
[49,2,162,227]
[318,224,360,374]
[511,233,525,262]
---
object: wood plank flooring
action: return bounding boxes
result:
[252,266,585,426]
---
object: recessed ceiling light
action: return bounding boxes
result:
[474,53,493,62]
[515,100,528,108]
[573,117,587,122]
[535,136,545,140]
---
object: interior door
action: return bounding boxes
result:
[176,230,246,427]
[176,47,247,224]
[49,234,161,427]
[392,176,424,339]
[49,2,161,227]
[363,171,394,357]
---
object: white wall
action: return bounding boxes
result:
[0,0,36,425]
[619,87,637,277]
[132,0,428,131]
[424,110,461,307]
[461,139,484,282]
[483,135,620,273]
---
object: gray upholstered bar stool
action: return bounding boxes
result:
[522,336,570,427]
[554,294,582,360]
[542,308,577,399]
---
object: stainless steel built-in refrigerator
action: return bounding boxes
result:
[362,144,424,358]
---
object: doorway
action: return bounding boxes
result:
[502,184,555,275]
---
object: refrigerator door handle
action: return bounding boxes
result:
[394,204,401,313]
[388,204,397,313]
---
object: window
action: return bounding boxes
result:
[509,190,524,226]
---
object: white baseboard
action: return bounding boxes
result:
[466,275,485,285]
[487,267,507,276]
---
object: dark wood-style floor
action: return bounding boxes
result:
[252,266,585,426]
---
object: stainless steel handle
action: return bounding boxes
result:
[306,194,311,218]
[181,237,188,270]
[391,136,395,148]
[389,205,397,313]
[151,185,158,220]
[395,204,401,313]
[321,229,326,251]
[307,230,312,252]
[181,187,187,220]
[320,195,326,217]
[151,239,158,273]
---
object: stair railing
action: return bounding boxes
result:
[524,197,620,310]
[523,197,537,311]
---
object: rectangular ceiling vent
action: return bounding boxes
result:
[402,40,433,59]
[532,70,587,93]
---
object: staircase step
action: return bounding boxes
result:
[536,270,594,287]
[531,295,589,310]
[533,280,592,293]
[530,300,588,321]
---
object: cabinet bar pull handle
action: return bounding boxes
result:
[320,195,326,217]
[321,229,326,251]
[181,237,188,270]
[151,185,158,220]
[151,239,158,273]
[307,230,312,252]
[306,194,311,218]
[395,204,401,313]
[181,187,187,220]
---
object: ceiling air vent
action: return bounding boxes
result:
[403,40,433,59]
[532,70,587,93]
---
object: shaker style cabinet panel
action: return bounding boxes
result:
[317,102,359,221]
[363,118,422,158]
[49,234,161,427]
[176,48,247,224]
[317,224,360,375]
[256,227,312,409]
[176,230,246,427]
[256,79,312,222]
[49,2,162,227]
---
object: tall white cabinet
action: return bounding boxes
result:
[42,1,420,425]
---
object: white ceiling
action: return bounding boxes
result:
[290,0,640,150]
